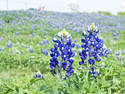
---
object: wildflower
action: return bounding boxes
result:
[42,49,48,56]
[17,28,22,31]
[115,50,120,56]
[114,37,118,40]
[112,31,119,37]
[29,35,32,38]
[28,48,34,53]
[7,41,13,48]
[32,26,35,31]
[74,39,77,43]
[89,67,101,78]
[50,29,75,79]
[114,50,125,61]
[21,44,25,47]
[14,32,18,36]
[122,51,125,55]
[0,48,2,51]
[40,40,49,45]
[32,33,36,37]
[34,71,43,79]
[79,23,109,78]
[29,33,36,38]
[0,38,4,41]
[76,44,81,48]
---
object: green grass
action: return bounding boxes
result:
[0,55,125,94]
[0,13,125,94]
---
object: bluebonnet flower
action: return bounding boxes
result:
[7,41,13,48]
[34,18,39,22]
[32,33,36,37]
[17,28,22,31]
[114,37,118,40]
[14,32,18,36]
[50,29,75,79]
[28,48,34,53]
[74,39,77,43]
[79,23,109,78]
[115,50,120,56]
[0,48,3,51]
[89,67,101,78]
[40,42,43,45]
[117,56,120,61]
[112,31,119,37]
[114,50,125,61]
[122,51,125,55]
[32,26,35,31]
[21,44,25,47]
[42,49,48,56]
[76,44,81,48]
[0,38,4,41]
[34,71,44,79]
[40,40,49,45]
[29,33,36,38]
[112,33,117,37]
[29,35,32,38]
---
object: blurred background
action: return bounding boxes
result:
[0,0,125,14]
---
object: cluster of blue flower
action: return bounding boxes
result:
[79,23,109,78]
[34,71,44,79]
[49,29,75,79]
[34,24,109,79]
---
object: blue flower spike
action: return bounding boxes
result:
[50,29,75,79]
[34,71,44,79]
[79,23,109,78]
[7,41,13,48]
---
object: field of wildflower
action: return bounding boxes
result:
[0,9,125,94]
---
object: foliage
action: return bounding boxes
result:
[98,11,113,16]
[0,10,125,94]
[117,11,125,16]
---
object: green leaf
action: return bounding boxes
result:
[44,89,54,94]
[68,80,72,87]
[40,85,46,91]
[108,88,111,94]
[102,82,111,88]
[30,79,36,84]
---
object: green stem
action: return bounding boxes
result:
[86,70,89,82]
